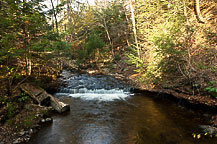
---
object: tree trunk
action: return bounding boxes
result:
[124,7,131,47]
[183,0,189,25]
[67,0,72,31]
[129,0,140,58]
[103,15,114,58]
[194,0,205,23]
[27,56,31,76]
[27,35,31,76]
[22,0,31,76]
[7,78,13,96]
[50,0,58,33]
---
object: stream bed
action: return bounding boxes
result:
[29,70,216,144]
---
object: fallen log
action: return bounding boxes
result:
[20,83,70,113]
[20,83,50,105]
[49,95,70,113]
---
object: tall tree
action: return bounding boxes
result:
[194,0,205,23]
[50,0,59,33]
[22,0,32,76]
[129,0,139,57]
[0,0,49,95]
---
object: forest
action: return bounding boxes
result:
[0,0,217,143]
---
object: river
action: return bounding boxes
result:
[29,70,216,144]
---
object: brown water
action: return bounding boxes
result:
[29,72,216,144]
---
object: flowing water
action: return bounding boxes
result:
[30,70,216,144]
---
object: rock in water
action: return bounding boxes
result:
[199,125,217,137]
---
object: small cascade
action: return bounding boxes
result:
[55,70,132,101]
[59,88,129,94]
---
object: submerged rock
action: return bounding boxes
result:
[13,138,22,144]
[18,131,26,136]
[211,115,217,127]
[199,125,217,137]
[45,118,53,122]
[41,117,53,123]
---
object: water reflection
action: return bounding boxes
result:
[79,124,114,144]
[30,95,216,144]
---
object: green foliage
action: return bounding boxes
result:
[128,0,189,84]
[127,46,145,70]
[0,0,72,96]
[18,92,29,102]
[0,0,48,66]
[205,81,217,98]
[31,32,71,52]
[76,49,87,65]
[75,31,105,65]
[7,102,17,118]
[85,32,105,55]
[0,96,8,106]
[18,113,35,129]
[31,39,51,52]
[126,0,217,94]
[53,40,71,52]
[6,113,35,130]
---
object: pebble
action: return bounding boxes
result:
[13,138,22,144]
[25,137,30,142]
[19,131,25,136]
[41,119,46,123]
[199,125,217,136]
[35,114,40,117]
[41,117,53,123]
[29,129,33,134]
[45,118,53,122]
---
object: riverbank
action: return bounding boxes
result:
[0,73,61,143]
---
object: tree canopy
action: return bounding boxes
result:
[0,0,216,98]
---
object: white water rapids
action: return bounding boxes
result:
[55,70,132,101]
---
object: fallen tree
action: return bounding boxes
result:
[20,83,70,113]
